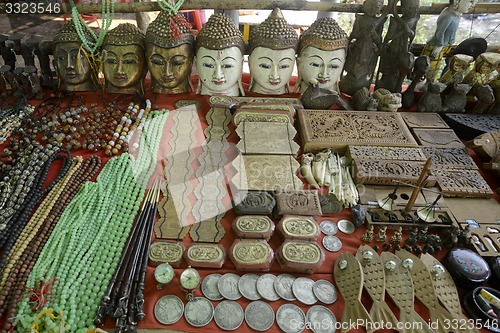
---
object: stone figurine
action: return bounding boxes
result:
[401,55,430,109]
[439,54,473,87]
[375,226,387,242]
[102,23,147,95]
[145,11,195,94]
[295,17,348,94]
[352,87,379,111]
[416,81,446,112]
[376,0,420,93]
[463,52,500,95]
[441,83,471,112]
[53,22,100,92]
[421,0,478,81]
[339,0,389,95]
[248,8,299,95]
[373,88,402,112]
[196,13,245,96]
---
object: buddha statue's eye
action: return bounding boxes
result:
[222,64,234,69]
[309,62,321,68]
[328,63,339,69]
[106,58,118,64]
[123,59,137,65]
[203,63,215,68]
[259,63,271,69]
[279,64,290,69]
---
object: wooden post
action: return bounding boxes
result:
[404,158,433,213]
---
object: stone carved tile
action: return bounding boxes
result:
[434,169,493,198]
[412,128,464,148]
[353,158,437,187]
[234,96,303,110]
[274,190,322,216]
[233,110,293,127]
[232,191,276,215]
[236,122,299,156]
[298,110,417,152]
[348,145,426,162]
[401,112,449,129]
[231,155,302,192]
[422,147,478,170]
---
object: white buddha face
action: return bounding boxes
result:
[249,47,296,95]
[196,46,243,96]
[297,46,346,93]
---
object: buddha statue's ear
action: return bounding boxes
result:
[238,78,245,96]
[293,74,302,93]
[249,76,255,91]
[196,77,202,94]
[285,82,291,94]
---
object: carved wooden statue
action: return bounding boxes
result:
[401,55,430,109]
[439,54,473,87]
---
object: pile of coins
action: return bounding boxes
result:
[319,218,355,252]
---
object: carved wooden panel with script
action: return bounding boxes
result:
[353,159,437,186]
[236,122,299,156]
[298,110,417,152]
[434,169,493,198]
[422,147,478,170]
[412,128,464,148]
[401,112,449,129]
[348,145,426,162]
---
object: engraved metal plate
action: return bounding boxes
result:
[232,215,275,241]
[245,300,275,332]
[202,273,224,301]
[412,128,464,148]
[154,295,184,325]
[218,273,242,301]
[275,190,322,216]
[347,145,426,162]
[236,122,299,156]
[401,112,449,129]
[214,300,244,331]
[232,190,276,216]
[184,297,214,327]
[274,274,297,301]
[322,236,342,253]
[276,304,306,333]
[149,241,184,267]
[298,109,418,152]
[422,147,478,170]
[292,277,318,305]
[312,280,338,304]
[185,243,226,268]
[319,220,338,235]
[229,239,274,271]
[256,273,280,302]
[277,215,320,241]
[307,305,337,333]
[238,273,261,301]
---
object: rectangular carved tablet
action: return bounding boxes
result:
[412,128,464,148]
[434,169,494,198]
[401,112,449,129]
[422,147,478,170]
[298,110,418,152]
[274,190,323,216]
[236,122,299,156]
[348,145,426,162]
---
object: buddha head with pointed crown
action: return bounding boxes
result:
[195,13,245,96]
[53,22,99,92]
[295,17,348,94]
[102,23,146,95]
[248,8,299,95]
[146,11,195,94]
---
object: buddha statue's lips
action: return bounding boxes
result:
[212,79,226,85]
[161,76,175,83]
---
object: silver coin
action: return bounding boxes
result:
[154,295,184,325]
[256,273,280,301]
[319,220,338,236]
[292,277,318,305]
[202,273,224,301]
[274,274,296,301]
[214,300,244,331]
[322,235,342,252]
[238,273,261,301]
[245,300,275,332]
[184,297,214,327]
[276,304,306,333]
[312,280,338,304]
[218,273,242,300]
[337,219,355,234]
[307,305,337,333]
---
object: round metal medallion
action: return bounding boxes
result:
[218,273,242,300]
[184,297,214,327]
[154,295,184,325]
[319,220,338,236]
[256,273,280,301]
[292,277,318,305]
[274,274,296,301]
[276,304,306,333]
[337,219,355,234]
[312,280,338,304]
[202,273,224,301]
[306,305,337,333]
[238,273,261,301]
[322,235,342,252]
[214,300,244,331]
[245,300,275,331]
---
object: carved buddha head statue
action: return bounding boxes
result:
[102,23,146,95]
[195,13,245,96]
[248,8,299,95]
[145,11,195,94]
[53,22,99,92]
[295,17,348,94]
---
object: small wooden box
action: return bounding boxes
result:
[148,241,185,268]
[274,189,322,216]
[229,239,274,272]
[276,240,325,274]
[277,215,319,241]
[184,243,226,269]
[232,215,275,241]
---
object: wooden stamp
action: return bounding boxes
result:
[412,128,464,148]
[229,239,274,272]
[232,215,275,241]
[232,191,276,216]
[185,243,226,268]
[276,240,325,274]
[276,215,320,241]
[149,241,185,268]
[274,190,322,216]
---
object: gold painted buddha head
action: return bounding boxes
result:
[248,8,299,95]
[195,13,245,96]
[295,17,348,94]
[102,23,146,95]
[145,11,195,94]
[53,22,99,92]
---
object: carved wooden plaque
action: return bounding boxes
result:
[401,112,449,129]
[229,239,274,272]
[236,122,299,156]
[443,113,500,141]
[348,145,426,162]
[231,155,302,192]
[232,215,275,241]
[233,96,303,110]
[275,190,322,216]
[154,195,190,240]
[233,110,293,127]
[298,110,418,153]
[149,241,185,267]
[412,128,464,148]
[422,147,478,170]
[276,240,325,274]
[185,243,226,268]
[434,169,493,198]
[189,215,226,243]
[277,215,319,241]
[236,103,296,117]
[232,191,276,215]
[353,159,437,187]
